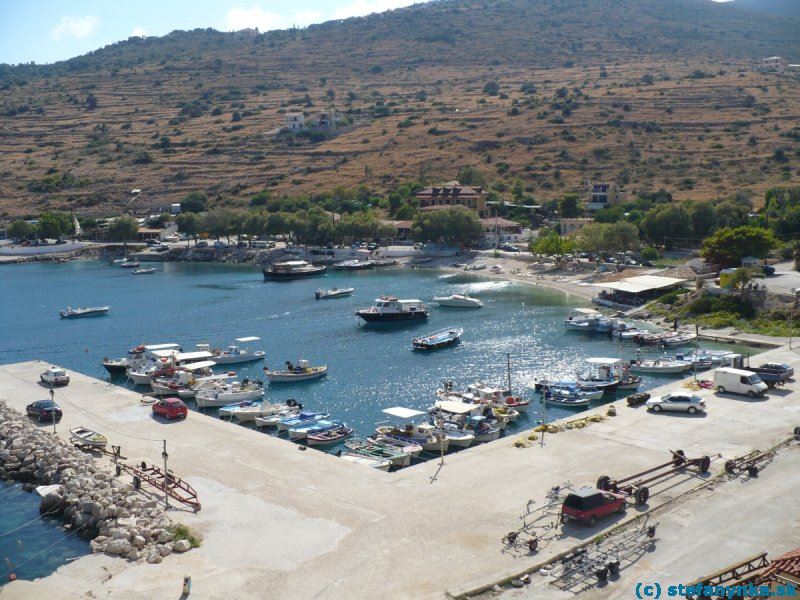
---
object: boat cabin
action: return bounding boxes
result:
[372,297,425,311]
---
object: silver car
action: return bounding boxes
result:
[646,393,706,414]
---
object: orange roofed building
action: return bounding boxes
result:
[415,181,488,217]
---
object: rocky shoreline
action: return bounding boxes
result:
[0,401,194,564]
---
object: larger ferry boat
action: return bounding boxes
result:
[262,260,327,280]
[356,296,429,323]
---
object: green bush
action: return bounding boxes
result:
[641,247,659,261]
[684,294,755,318]
[696,311,739,329]
[657,287,689,305]
[170,524,202,548]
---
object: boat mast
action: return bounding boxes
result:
[506,353,512,394]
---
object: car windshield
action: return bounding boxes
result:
[747,375,763,385]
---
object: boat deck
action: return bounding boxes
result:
[1,348,799,599]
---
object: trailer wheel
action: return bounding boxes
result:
[699,456,711,473]
[672,450,686,467]
[595,567,608,582]
[647,524,657,538]
[607,560,620,575]
[140,461,147,470]
[794,426,800,441]
[634,486,649,505]
[115,465,121,477]
[747,465,759,477]
[596,475,611,490]
[528,538,538,553]
[132,475,141,490]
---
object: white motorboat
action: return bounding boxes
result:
[543,388,591,408]
[263,260,327,280]
[132,268,157,275]
[581,357,641,391]
[218,400,301,422]
[376,407,449,453]
[204,337,266,365]
[119,260,140,268]
[356,296,429,323]
[629,359,692,374]
[543,383,604,401]
[263,360,327,383]
[339,453,392,471]
[432,294,483,308]
[253,405,306,428]
[60,306,110,319]
[150,361,216,396]
[194,380,264,408]
[102,342,180,376]
[430,401,500,444]
[177,372,238,399]
[564,308,603,331]
[315,287,355,300]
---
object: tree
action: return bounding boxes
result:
[8,220,36,241]
[244,211,269,243]
[456,166,486,188]
[483,81,500,96]
[203,208,234,240]
[641,247,659,261]
[107,216,139,242]
[729,267,752,291]
[574,222,640,253]
[180,192,208,213]
[250,190,270,207]
[593,205,624,224]
[37,211,71,239]
[714,200,749,229]
[86,93,98,110]
[701,226,778,268]
[530,230,574,257]
[558,192,581,218]
[175,213,201,246]
[411,207,482,245]
[640,204,691,248]
[689,201,716,239]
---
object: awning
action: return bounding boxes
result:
[144,343,180,352]
[176,351,213,362]
[235,337,260,343]
[585,357,624,365]
[183,361,217,371]
[433,401,475,415]
[600,275,685,295]
[572,308,602,315]
[150,349,179,359]
[383,407,426,420]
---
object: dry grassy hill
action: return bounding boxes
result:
[0,0,798,216]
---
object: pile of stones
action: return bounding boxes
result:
[0,401,194,563]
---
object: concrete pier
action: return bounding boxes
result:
[1,348,798,599]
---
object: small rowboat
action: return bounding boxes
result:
[69,426,108,448]
[307,425,354,447]
[132,268,157,275]
[315,287,355,300]
[412,327,463,351]
[339,453,392,471]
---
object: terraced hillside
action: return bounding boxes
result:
[0,0,799,216]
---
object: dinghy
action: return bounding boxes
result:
[69,426,108,449]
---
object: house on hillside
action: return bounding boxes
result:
[283,113,305,132]
[759,56,789,73]
[560,218,593,236]
[381,220,413,240]
[585,181,627,211]
[415,181,488,217]
[481,217,523,245]
[310,110,340,131]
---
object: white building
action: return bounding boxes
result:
[759,56,789,73]
[283,113,305,132]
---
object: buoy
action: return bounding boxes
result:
[8,573,17,582]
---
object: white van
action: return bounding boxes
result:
[713,367,768,398]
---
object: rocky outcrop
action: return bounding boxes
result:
[0,401,196,563]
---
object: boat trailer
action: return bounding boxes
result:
[502,482,573,554]
[113,459,201,512]
[724,450,773,477]
[596,450,711,505]
[682,552,770,599]
[547,518,659,591]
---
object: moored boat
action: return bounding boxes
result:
[119,260,140,268]
[332,259,374,271]
[274,410,328,432]
[307,425,354,447]
[194,379,264,408]
[376,407,449,453]
[432,294,483,308]
[102,342,180,376]
[356,296,428,323]
[315,287,355,300]
[204,337,265,364]
[339,453,392,471]
[60,306,110,319]
[629,358,692,374]
[412,327,463,351]
[288,419,341,441]
[263,260,327,280]
[263,360,328,383]
[132,268,156,275]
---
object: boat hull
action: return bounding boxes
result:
[211,352,265,365]
[265,367,327,383]
[263,266,327,280]
[195,389,263,408]
[357,311,428,323]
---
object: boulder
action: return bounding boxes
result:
[146,553,162,564]
[155,529,173,544]
[173,539,191,553]
[125,548,140,561]
[39,493,66,517]
[104,539,131,556]
[132,535,147,549]
[156,544,172,557]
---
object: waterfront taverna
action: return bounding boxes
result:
[593,275,686,309]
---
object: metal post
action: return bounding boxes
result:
[49,386,56,434]
[162,440,170,510]
[540,391,546,448]
[506,353,512,394]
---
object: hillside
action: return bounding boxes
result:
[0,0,799,217]
[732,0,800,17]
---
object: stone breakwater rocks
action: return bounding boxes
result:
[0,401,193,563]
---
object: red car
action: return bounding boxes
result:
[152,397,188,420]
[561,487,626,526]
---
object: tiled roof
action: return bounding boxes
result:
[762,548,800,579]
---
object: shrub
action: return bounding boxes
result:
[657,288,689,305]
[641,247,659,261]
[170,524,202,548]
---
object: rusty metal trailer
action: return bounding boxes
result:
[502,482,573,554]
[114,460,201,512]
[724,450,773,477]
[596,450,711,505]
[682,552,770,599]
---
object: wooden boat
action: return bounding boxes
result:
[315,287,355,300]
[69,426,108,449]
[339,453,392,471]
[275,411,328,432]
[263,360,327,383]
[220,399,303,422]
[365,435,423,458]
[60,306,110,319]
[629,358,692,374]
[306,425,354,447]
[263,260,327,280]
[412,327,463,351]
[288,419,340,440]
[542,388,591,408]
[345,438,413,468]
[132,268,156,274]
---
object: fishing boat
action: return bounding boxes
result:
[262,260,327,280]
[581,357,641,391]
[542,387,591,408]
[177,372,238,399]
[69,426,108,449]
[412,327,463,351]
[365,435,423,458]
[634,331,697,347]
[204,337,266,364]
[119,260,140,268]
[542,383,604,401]
[629,358,692,374]
[563,308,603,331]
[339,453,392,471]
[263,360,328,383]
[194,379,264,407]
[356,296,428,323]
[132,268,156,275]
[218,399,301,422]
[288,419,342,441]
[315,287,355,300]
[375,407,449,453]
[332,260,374,271]
[274,410,328,432]
[438,381,526,418]
[252,405,305,428]
[102,342,180,376]
[432,294,483,308]
[344,439,415,468]
[431,401,497,444]
[307,424,354,447]
[150,361,216,396]
[59,306,110,319]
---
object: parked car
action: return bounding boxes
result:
[146,239,158,246]
[40,367,70,387]
[761,264,775,276]
[196,241,209,248]
[646,393,706,414]
[152,397,188,420]
[499,244,520,253]
[748,363,793,387]
[713,367,768,398]
[561,487,626,526]
[26,400,63,422]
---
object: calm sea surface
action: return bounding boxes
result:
[0,259,758,581]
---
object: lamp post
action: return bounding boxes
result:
[49,386,56,434]
[162,440,170,510]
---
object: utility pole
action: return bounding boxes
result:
[506,353,512,394]
[49,386,56,434]
[162,440,170,510]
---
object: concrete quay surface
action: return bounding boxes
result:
[1,348,798,600]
